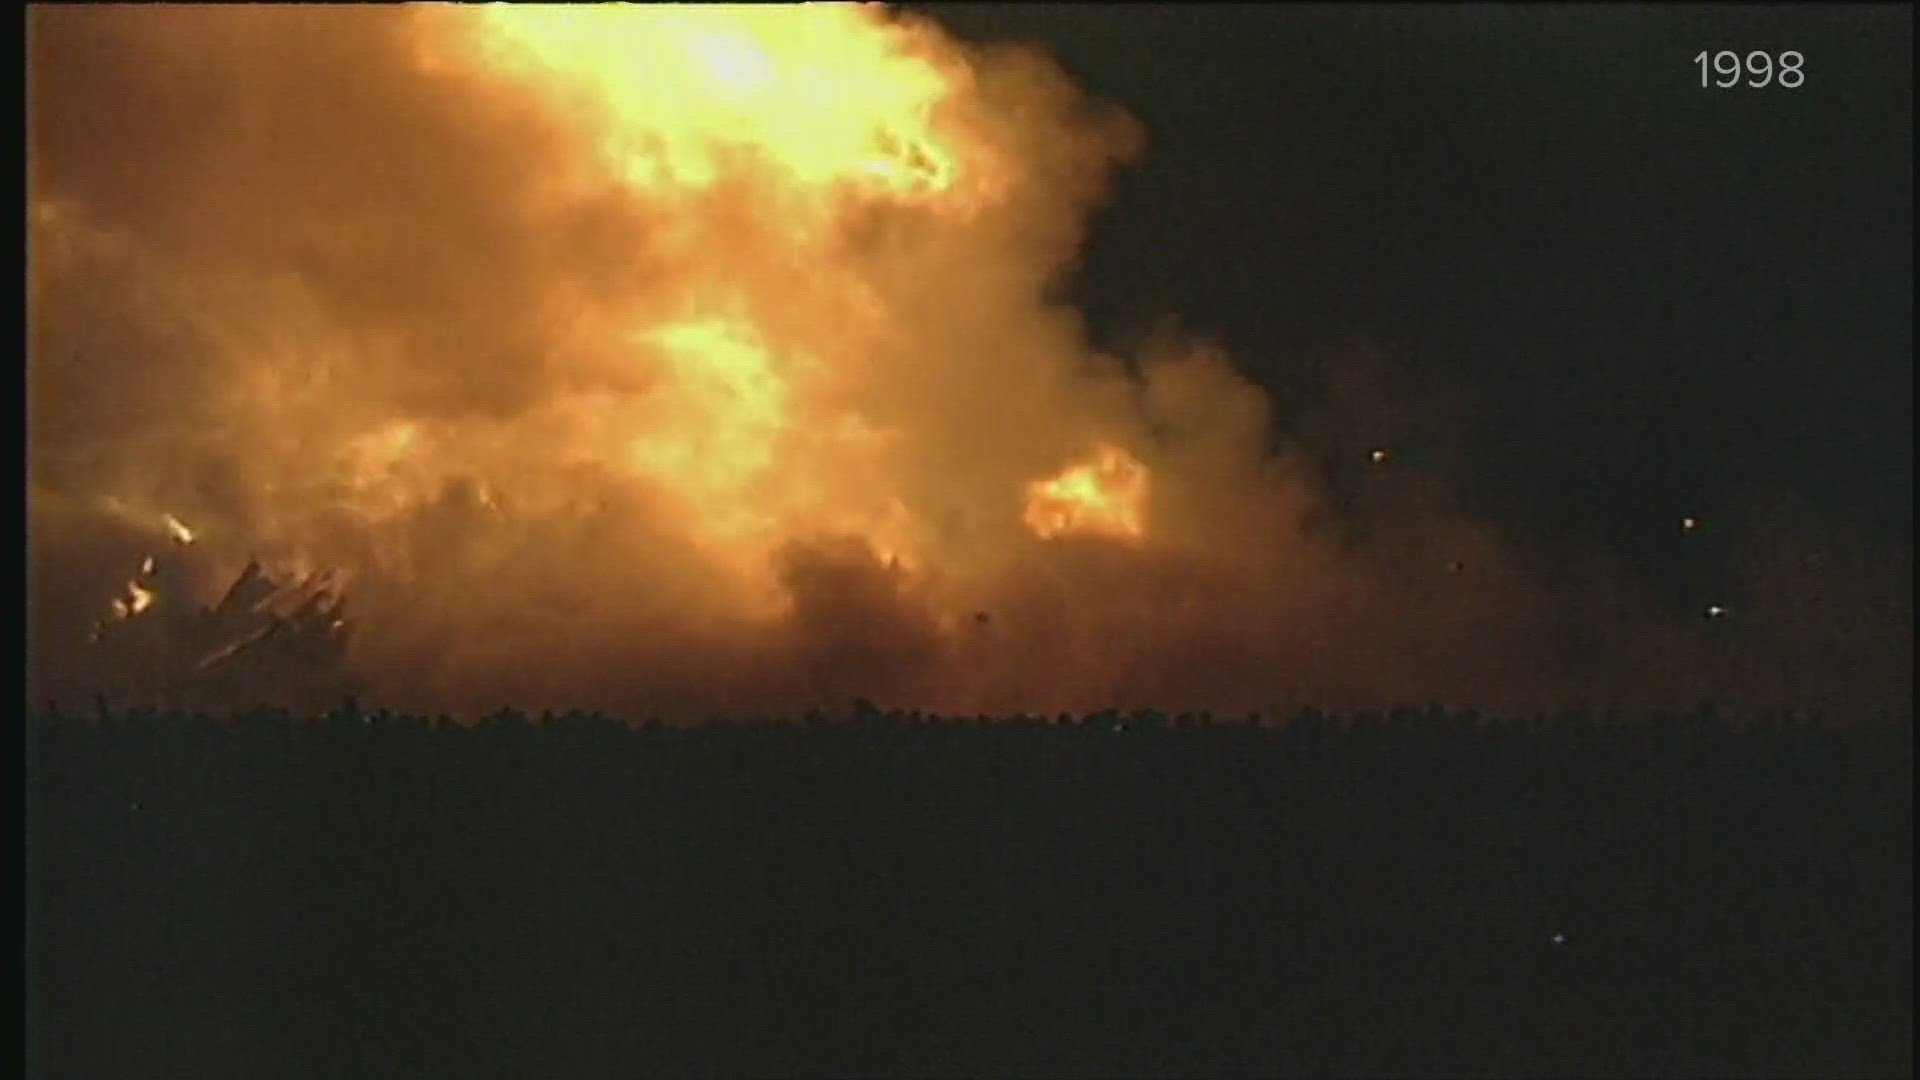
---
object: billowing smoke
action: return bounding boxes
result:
[28,5,1910,718]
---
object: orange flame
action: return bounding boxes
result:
[459,4,982,219]
[34,4,1159,707]
[1023,444,1150,543]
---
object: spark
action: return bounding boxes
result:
[114,580,156,619]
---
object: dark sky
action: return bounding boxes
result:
[920,4,1913,572]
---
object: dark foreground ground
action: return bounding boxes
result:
[28,706,1914,1078]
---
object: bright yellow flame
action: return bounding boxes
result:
[42,3,1142,697]
[627,319,788,503]
[462,4,972,215]
[395,3,984,601]
[1024,444,1150,543]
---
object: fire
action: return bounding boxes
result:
[104,535,170,627]
[32,4,1166,708]
[1023,444,1150,543]
[625,319,790,536]
[458,4,979,215]
[113,581,155,619]
[407,3,990,593]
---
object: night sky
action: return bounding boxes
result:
[923,4,1913,574]
[28,12,1913,1073]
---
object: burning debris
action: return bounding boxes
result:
[85,515,357,704]
[164,513,196,546]
[105,579,155,623]
[92,527,172,641]
[189,560,352,672]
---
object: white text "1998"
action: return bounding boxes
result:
[1695,51,1805,88]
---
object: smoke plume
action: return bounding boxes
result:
[28,5,1910,718]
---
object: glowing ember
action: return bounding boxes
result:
[1023,444,1150,543]
[114,580,155,619]
[164,514,196,546]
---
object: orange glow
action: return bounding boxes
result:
[29,6,1918,719]
[1023,444,1150,543]
[460,4,976,218]
[420,3,992,597]
[625,319,789,529]
[30,5,1196,711]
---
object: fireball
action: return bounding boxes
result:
[30,3,1170,711]
[1023,443,1150,543]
